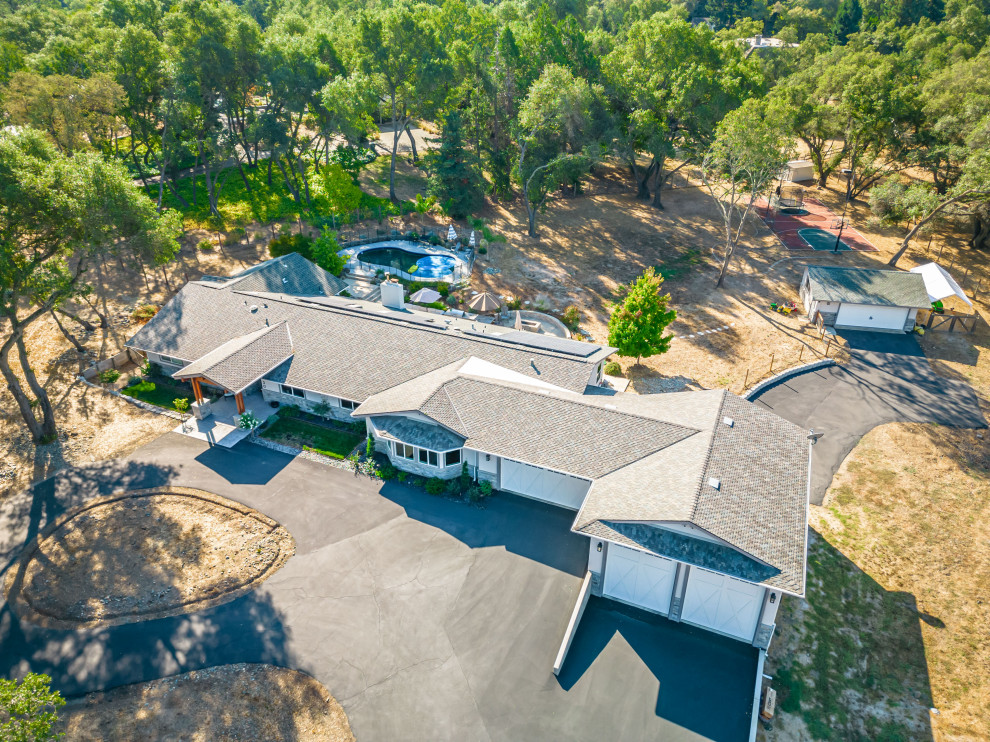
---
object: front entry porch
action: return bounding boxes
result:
[173,390,269,447]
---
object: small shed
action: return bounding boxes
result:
[799,265,931,333]
[909,262,973,312]
[782,160,814,182]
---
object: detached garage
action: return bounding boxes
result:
[800,265,931,333]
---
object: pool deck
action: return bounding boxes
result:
[756,197,877,252]
[339,240,472,282]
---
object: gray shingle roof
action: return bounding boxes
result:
[222,252,347,296]
[806,265,930,307]
[172,322,293,393]
[127,283,606,400]
[370,416,465,451]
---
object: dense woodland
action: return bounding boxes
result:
[2,0,990,442]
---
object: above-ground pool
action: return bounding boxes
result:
[779,207,810,216]
[799,227,851,251]
[341,241,466,280]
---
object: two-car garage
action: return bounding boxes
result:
[601,543,768,643]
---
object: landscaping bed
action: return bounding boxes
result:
[763,423,990,742]
[259,412,364,459]
[56,663,354,742]
[3,487,295,629]
[119,378,197,410]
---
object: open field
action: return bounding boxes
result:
[763,423,990,742]
[57,663,354,742]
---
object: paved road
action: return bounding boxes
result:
[0,434,756,741]
[752,331,986,504]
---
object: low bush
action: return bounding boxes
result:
[99,369,120,384]
[130,304,159,323]
[197,239,215,252]
[397,471,407,483]
[465,484,482,502]
[478,246,487,255]
[603,360,622,376]
[460,462,472,490]
[479,480,493,498]
[126,375,142,386]
[378,459,398,480]
[269,232,314,261]
[444,478,461,496]
[561,306,580,331]
[436,282,450,297]
[425,477,445,495]
[506,298,522,310]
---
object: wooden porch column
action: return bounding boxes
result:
[235,391,245,414]
[191,377,204,404]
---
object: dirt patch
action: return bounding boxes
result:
[4,487,295,629]
[762,423,990,742]
[57,663,354,742]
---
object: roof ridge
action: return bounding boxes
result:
[420,381,470,436]
[688,389,730,521]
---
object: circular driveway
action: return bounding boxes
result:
[751,331,986,504]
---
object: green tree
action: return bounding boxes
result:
[607,268,677,364]
[317,164,363,217]
[0,672,65,742]
[0,129,180,443]
[427,110,484,219]
[312,233,346,276]
[701,99,790,288]
[515,64,601,237]
[832,0,862,44]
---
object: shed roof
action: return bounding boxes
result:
[806,265,930,308]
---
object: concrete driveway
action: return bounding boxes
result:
[0,433,757,741]
[752,331,985,504]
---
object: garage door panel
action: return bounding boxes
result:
[603,545,676,616]
[835,303,908,331]
[499,459,589,510]
[682,568,764,642]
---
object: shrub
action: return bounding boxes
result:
[561,306,580,331]
[269,232,313,261]
[224,227,246,246]
[130,304,159,323]
[365,436,374,458]
[436,282,450,297]
[237,411,260,430]
[478,246,487,254]
[425,477,445,495]
[173,398,190,414]
[397,471,408,483]
[0,672,65,742]
[312,233,346,276]
[460,463,472,490]
[311,400,332,418]
[197,238,215,252]
[465,484,482,502]
[603,360,622,376]
[428,234,442,245]
[378,459,398,480]
[445,295,459,306]
[126,375,142,387]
[479,480,493,497]
[444,478,461,496]
[99,369,120,384]
[506,298,522,310]
[252,231,265,241]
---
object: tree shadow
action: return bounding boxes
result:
[377,481,588,576]
[557,596,759,742]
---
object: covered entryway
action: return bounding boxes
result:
[681,567,765,642]
[603,544,676,616]
[834,302,909,332]
[499,459,590,510]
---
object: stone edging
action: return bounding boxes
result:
[251,436,381,477]
[77,375,189,422]
[744,358,836,400]
[3,486,295,630]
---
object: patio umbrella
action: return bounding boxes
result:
[447,224,457,241]
[469,230,476,247]
[514,310,522,330]
[467,291,501,313]
[409,287,442,304]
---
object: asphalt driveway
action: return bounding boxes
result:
[752,331,985,504]
[0,433,757,741]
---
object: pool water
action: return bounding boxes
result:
[780,207,809,216]
[356,246,459,278]
[799,227,851,251]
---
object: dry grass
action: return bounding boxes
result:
[57,663,355,742]
[764,423,990,742]
[5,488,295,629]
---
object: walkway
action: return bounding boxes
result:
[172,391,269,447]
[750,331,985,504]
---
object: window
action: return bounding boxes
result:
[339,398,357,410]
[280,384,305,398]
[419,449,438,467]
[394,442,414,460]
[158,355,184,366]
[445,450,461,467]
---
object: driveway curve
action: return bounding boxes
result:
[751,331,985,504]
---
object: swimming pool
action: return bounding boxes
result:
[341,241,466,280]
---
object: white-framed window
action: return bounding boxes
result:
[280,384,305,398]
[339,398,358,410]
[394,442,414,459]
[158,355,184,366]
[418,449,439,467]
[444,450,461,467]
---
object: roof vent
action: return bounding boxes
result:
[708,477,721,490]
[723,416,734,427]
[603,403,617,410]
[282,277,288,283]
[249,305,259,313]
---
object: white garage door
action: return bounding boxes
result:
[835,303,908,331]
[499,459,590,510]
[603,545,676,616]
[681,567,765,642]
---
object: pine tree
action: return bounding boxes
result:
[606,268,677,364]
[427,110,484,220]
[832,0,862,44]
